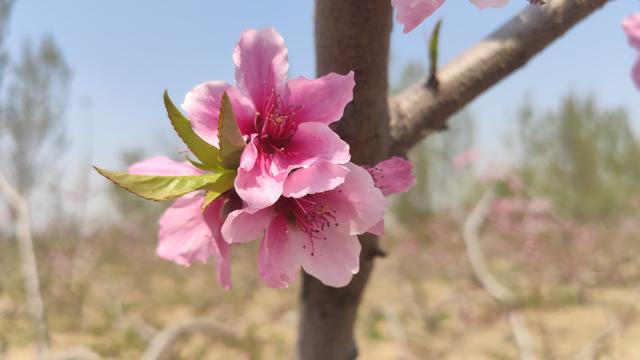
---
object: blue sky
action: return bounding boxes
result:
[5,0,639,203]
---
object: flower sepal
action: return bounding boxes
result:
[164,90,223,170]
[217,91,247,169]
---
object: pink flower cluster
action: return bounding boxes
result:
[392,0,546,33]
[623,14,640,89]
[131,29,415,289]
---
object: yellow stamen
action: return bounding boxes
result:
[318,204,331,214]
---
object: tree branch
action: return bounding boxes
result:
[463,190,513,303]
[389,0,610,155]
[0,171,49,356]
[463,189,537,360]
[141,319,255,360]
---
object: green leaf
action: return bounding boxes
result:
[164,90,221,168]
[200,171,236,211]
[201,172,235,211]
[186,156,218,172]
[94,166,233,201]
[427,19,442,88]
[217,91,246,169]
[201,191,221,212]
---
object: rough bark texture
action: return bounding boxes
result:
[299,0,610,358]
[316,0,394,164]
[297,1,393,359]
[390,0,610,155]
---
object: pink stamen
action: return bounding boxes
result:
[280,194,339,256]
[255,88,301,152]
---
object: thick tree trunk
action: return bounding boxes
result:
[296,1,393,359]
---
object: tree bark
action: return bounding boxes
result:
[297,1,392,359]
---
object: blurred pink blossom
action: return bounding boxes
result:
[453,148,480,169]
[490,190,554,242]
[391,0,445,33]
[623,14,640,89]
[528,198,552,214]
[392,0,510,33]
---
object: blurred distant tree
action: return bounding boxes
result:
[515,94,640,219]
[394,112,475,223]
[0,0,12,87]
[0,36,71,197]
[390,61,426,95]
[0,0,13,226]
[391,61,475,225]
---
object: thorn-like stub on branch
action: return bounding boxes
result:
[436,122,449,131]
[427,19,443,91]
[372,247,387,258]
[427,74,439,91]
[347,347,358,360]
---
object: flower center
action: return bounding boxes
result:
[280,194,339,256]
[366,166,387,193]
[255,90,299,152]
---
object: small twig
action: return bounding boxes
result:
[371,246,387,258]
[463,190,512,302]
[572,317,616,360]
[141,319,253,360]
[121,315,158,343]
[508,312,537,360]
[463,189,537,360]
[0,171,49,356]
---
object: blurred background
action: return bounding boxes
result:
[1,0,640,359]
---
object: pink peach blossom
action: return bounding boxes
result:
[221,163,386,288]
[129,156,235,289]
[394,0,550,33]
[365,157,416,236]
[623,13,640,50]
[391,0,445,33]
[366,157,416,197]
[182,28,354,210]
[623,14,640,89]
[392,0,510,33]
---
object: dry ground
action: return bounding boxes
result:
[1,215,640,359]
